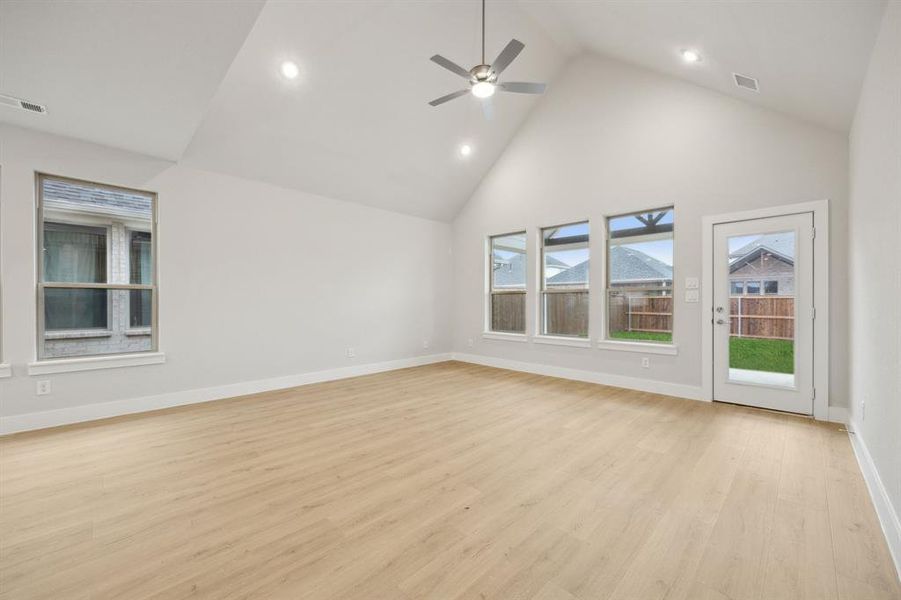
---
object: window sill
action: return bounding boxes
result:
[482,332,528,343]
[126,328,152,337]
[45,329,112,340]
[532,335,591,348]
[596,340,678,355]
[0,364,10,378]
[28,352,166,375]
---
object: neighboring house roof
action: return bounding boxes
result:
[494,253,568,287]
[728,233,795,274]
[609,246,673,283]
[729,233,794,263]
[547,260,589,285]
[544,246,674,286]
[42,178,153,221]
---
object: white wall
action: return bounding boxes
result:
[0,124,453,426]
[848,0,901,570]
[452,54,849,405]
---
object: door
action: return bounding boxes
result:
[712,213,814,414]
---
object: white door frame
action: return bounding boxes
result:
[701,200,830,420]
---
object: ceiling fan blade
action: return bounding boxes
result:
[490,39,525,77]
[498,82,547,94]
[429,89,470,106]
[430,55,473,80]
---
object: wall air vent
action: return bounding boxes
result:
[0,93,47,114]
[733,73,759,93]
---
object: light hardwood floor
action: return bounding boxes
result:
[1,361,898,600]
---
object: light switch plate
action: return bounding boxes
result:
[685,277,699,290]
[685,289,700,303]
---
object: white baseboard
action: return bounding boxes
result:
[451,352,706,401]
[0,353,453,435]
[847,421,901,581]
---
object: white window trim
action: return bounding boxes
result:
[701,199,830,421]
[533,335,591,348]
[485,230,528,336]
[482,331,528,342]
[28,351,166,375]
[0,364,10,378]
[36,173,160,363]
[596,339,679,355]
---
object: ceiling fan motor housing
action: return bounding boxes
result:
[470,65,496,83]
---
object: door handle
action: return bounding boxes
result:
[716,318,727,325]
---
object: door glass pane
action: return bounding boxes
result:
[727,231,795,387]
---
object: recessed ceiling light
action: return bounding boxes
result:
[459,144,473,157]
[471,81,496,99]
[681,49,701,63]
[280,61,300,80]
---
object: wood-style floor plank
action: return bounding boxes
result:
[1,361,897,600]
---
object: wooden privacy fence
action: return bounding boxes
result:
[608,295,673,335]
[493,291,793,341]
[543,291,589,337]
[490,291,525,333]
[729,296,794,340]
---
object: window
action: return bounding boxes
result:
[129,231,153,328]
[730,281,744,295]
[540,222,589,337]
[37,174,157,359]
[488,232,526,333]
[746,280,761,295]
[606,207,674,343]
[764,280,779,295]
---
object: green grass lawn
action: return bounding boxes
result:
[729,337,794,373]
[608,330,673,342]
[609,330,793,374]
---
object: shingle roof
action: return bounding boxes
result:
[493,253,567,287]
[547,260,589,285]
[544,246,674,286]
[42,178,153,219]
[729,233,794,262]
[608,246,672,283]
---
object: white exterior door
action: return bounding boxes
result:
[712,213,814,414]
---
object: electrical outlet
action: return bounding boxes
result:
[467,338,474,348]
[346,347,355,358]
[36,380,51,396]
[641,357,650,369]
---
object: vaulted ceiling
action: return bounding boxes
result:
[0,1,887,221]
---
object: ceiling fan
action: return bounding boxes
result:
[428,0,546,108]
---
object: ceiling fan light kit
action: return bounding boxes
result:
[428,0,546,108]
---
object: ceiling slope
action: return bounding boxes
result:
[180,1,567,222]
[0,0,265,160]
[519,0,886,133]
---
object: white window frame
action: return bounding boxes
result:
[536,221,590,344]
[30,173,161,371]
[485,231,527,338]
[598,206,677,354]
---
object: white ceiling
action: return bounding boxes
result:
[0,1,887,221]
[520,0,886,133]
[0,0,265,160]
[179,1,565,221]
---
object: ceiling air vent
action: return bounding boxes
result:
[733,73,759,93]
[0,93,47,114]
